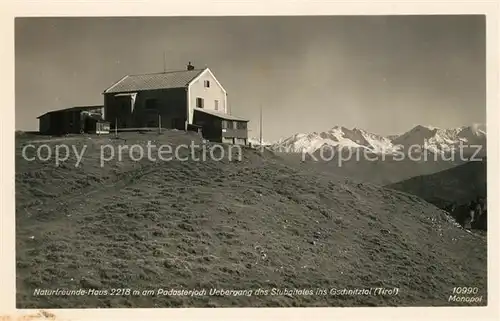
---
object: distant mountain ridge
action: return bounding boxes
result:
[271,124,486,155]
[248,137,272,146]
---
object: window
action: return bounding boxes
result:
[237,122,247,130]
[222,120,232,129]
[214,100,219,111]
[204,80,210,88]
[196,97,204,108]
[145,99,158,110]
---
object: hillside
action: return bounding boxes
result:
[387,160,486,210]
[386,160,487,230]
[16,131,487,308]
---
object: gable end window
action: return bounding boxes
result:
[214,100,219,111]
[204,80,210,88]
[196,97,204,108]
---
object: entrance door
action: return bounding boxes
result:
[117,97,132,128]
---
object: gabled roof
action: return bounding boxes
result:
[103,68,206,94]
[193,107,249,122]
[37,105,104,119]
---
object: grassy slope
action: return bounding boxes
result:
[16,131,487,308]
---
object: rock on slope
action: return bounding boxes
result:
[15,131,486,308]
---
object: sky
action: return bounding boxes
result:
[15,16,486,142]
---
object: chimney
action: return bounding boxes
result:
[187,61,194,70]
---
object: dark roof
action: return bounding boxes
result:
[37,105,103,119]
[193,107,249,122]
[103,69,206,94]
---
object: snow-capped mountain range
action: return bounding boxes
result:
[271,124,486,155]
[248,137,272,146]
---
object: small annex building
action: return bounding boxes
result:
[37,105,110,135]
